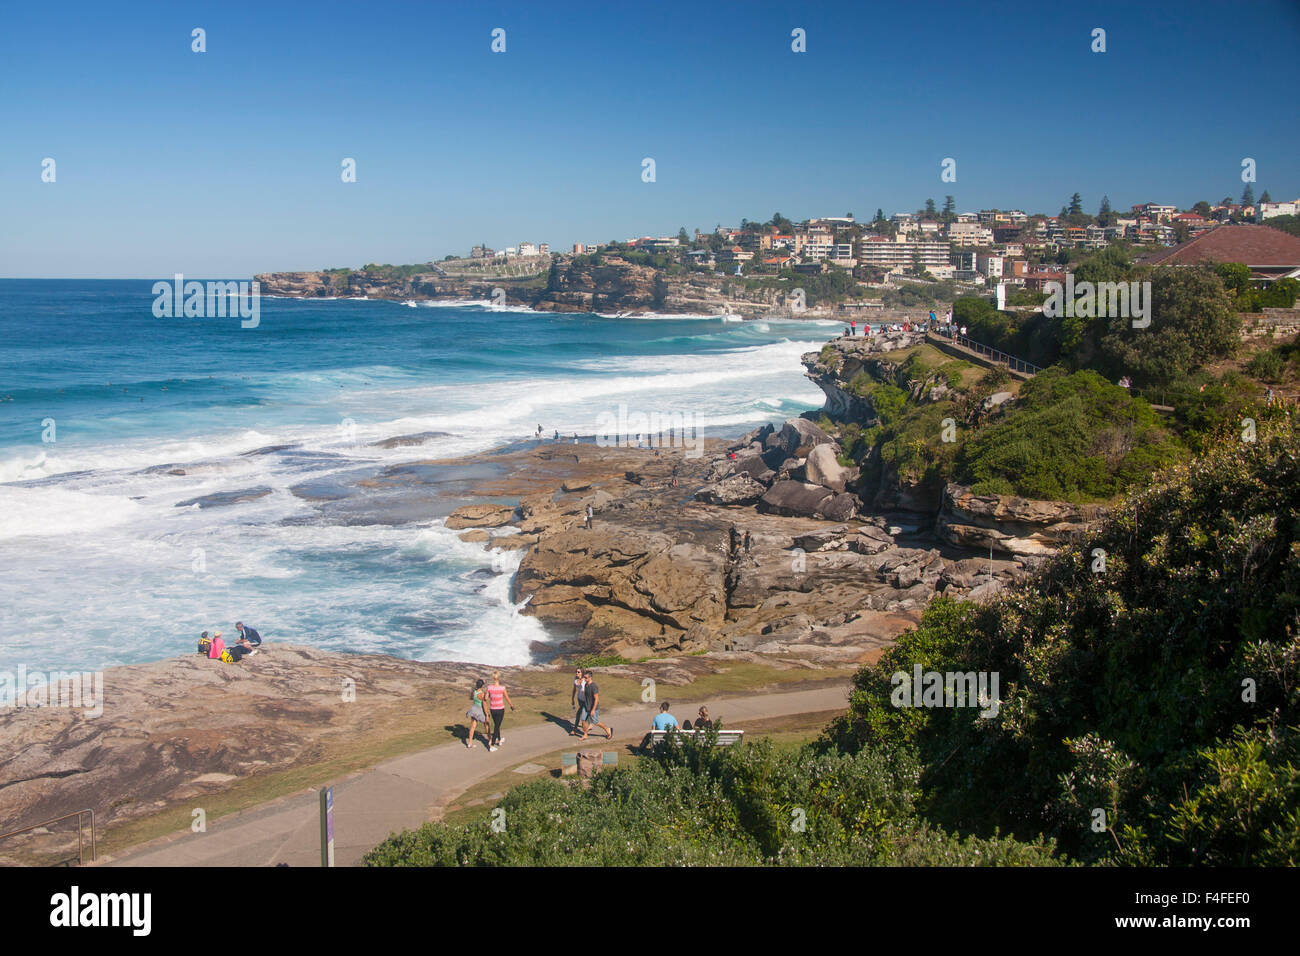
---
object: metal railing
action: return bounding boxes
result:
[0,809,96,865]
[929,330,1042,375]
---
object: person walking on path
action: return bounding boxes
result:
[484,672,514,752]
[575,669,613,740]
[743,529,752,553]
[584,503,594,529]
[465,679,490,750]
[570,667,589,736]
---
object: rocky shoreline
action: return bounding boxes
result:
[0,331,1108,862]
[256,262,898,320]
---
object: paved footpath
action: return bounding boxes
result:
[103,683,851,867]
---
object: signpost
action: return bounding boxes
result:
[319,787,335,868]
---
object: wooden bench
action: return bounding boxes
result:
[560,751,619,776]
[642,728,744,750]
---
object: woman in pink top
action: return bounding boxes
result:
[208,631,226,660]
[485,671,515,752]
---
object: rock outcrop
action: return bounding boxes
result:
[445,504,517,529]
[936,482,1106,557]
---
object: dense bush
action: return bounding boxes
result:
[363,732,1061,867]
[956,368,1181,501]
[822,418,1300,865]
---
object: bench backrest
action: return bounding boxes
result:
[647,729,744,746]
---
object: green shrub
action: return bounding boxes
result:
[364,733,1061,867]
[823,418,1300,864]
[1246,349,1286,382]
[957,368,1181,502]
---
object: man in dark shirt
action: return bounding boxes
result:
[577,669,613,740]
[235,621,262,656]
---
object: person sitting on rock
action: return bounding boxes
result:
[235,621,261,655]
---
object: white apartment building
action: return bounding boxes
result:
[517,242,538,257]
[856,234,951,271]
[1260,200,1299,219]
[948,222,994,247]
[976,253,1004,278]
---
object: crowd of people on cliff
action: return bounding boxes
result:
[840,308,962,340]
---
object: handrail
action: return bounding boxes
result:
[0,809,96,865]
[929,330,1042,375]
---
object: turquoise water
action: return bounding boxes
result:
[0,281,830,672]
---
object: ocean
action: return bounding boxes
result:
[0,280,831,673]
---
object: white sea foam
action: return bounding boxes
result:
[0,307,827,673]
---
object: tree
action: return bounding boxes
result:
[677,227,690,245]
[1260,190,1272,204]
[1069,193,1083,216]
[875,208,885,223]
[942,195,956,223]
[1193,201,1211,217]
[545,260,562,292]
[1098,195,1113,226]
[1099,264,1238,389]
[1241,184,1255,207]
[1059,206,1069,219]
[924,198,937,218]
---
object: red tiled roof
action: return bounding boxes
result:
[1143,224,1300,266]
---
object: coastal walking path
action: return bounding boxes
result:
[102,682,852,867]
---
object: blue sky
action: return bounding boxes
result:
[2,0,1298,277]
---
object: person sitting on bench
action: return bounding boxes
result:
[652,701,678,731]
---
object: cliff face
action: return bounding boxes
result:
[936,483,1105,556]
[801,331,929,420]
[257,258,839,317]
[803,335,1107,555]
[257,270,478,301]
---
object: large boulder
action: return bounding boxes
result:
[734,423,775,450]
[819,493,859,522]
[804,443,855,492]
[759,480,833,518]
[694,474,766,506]
[772,418,835,457]
[759,482,858,522]
[731,454,776,486]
